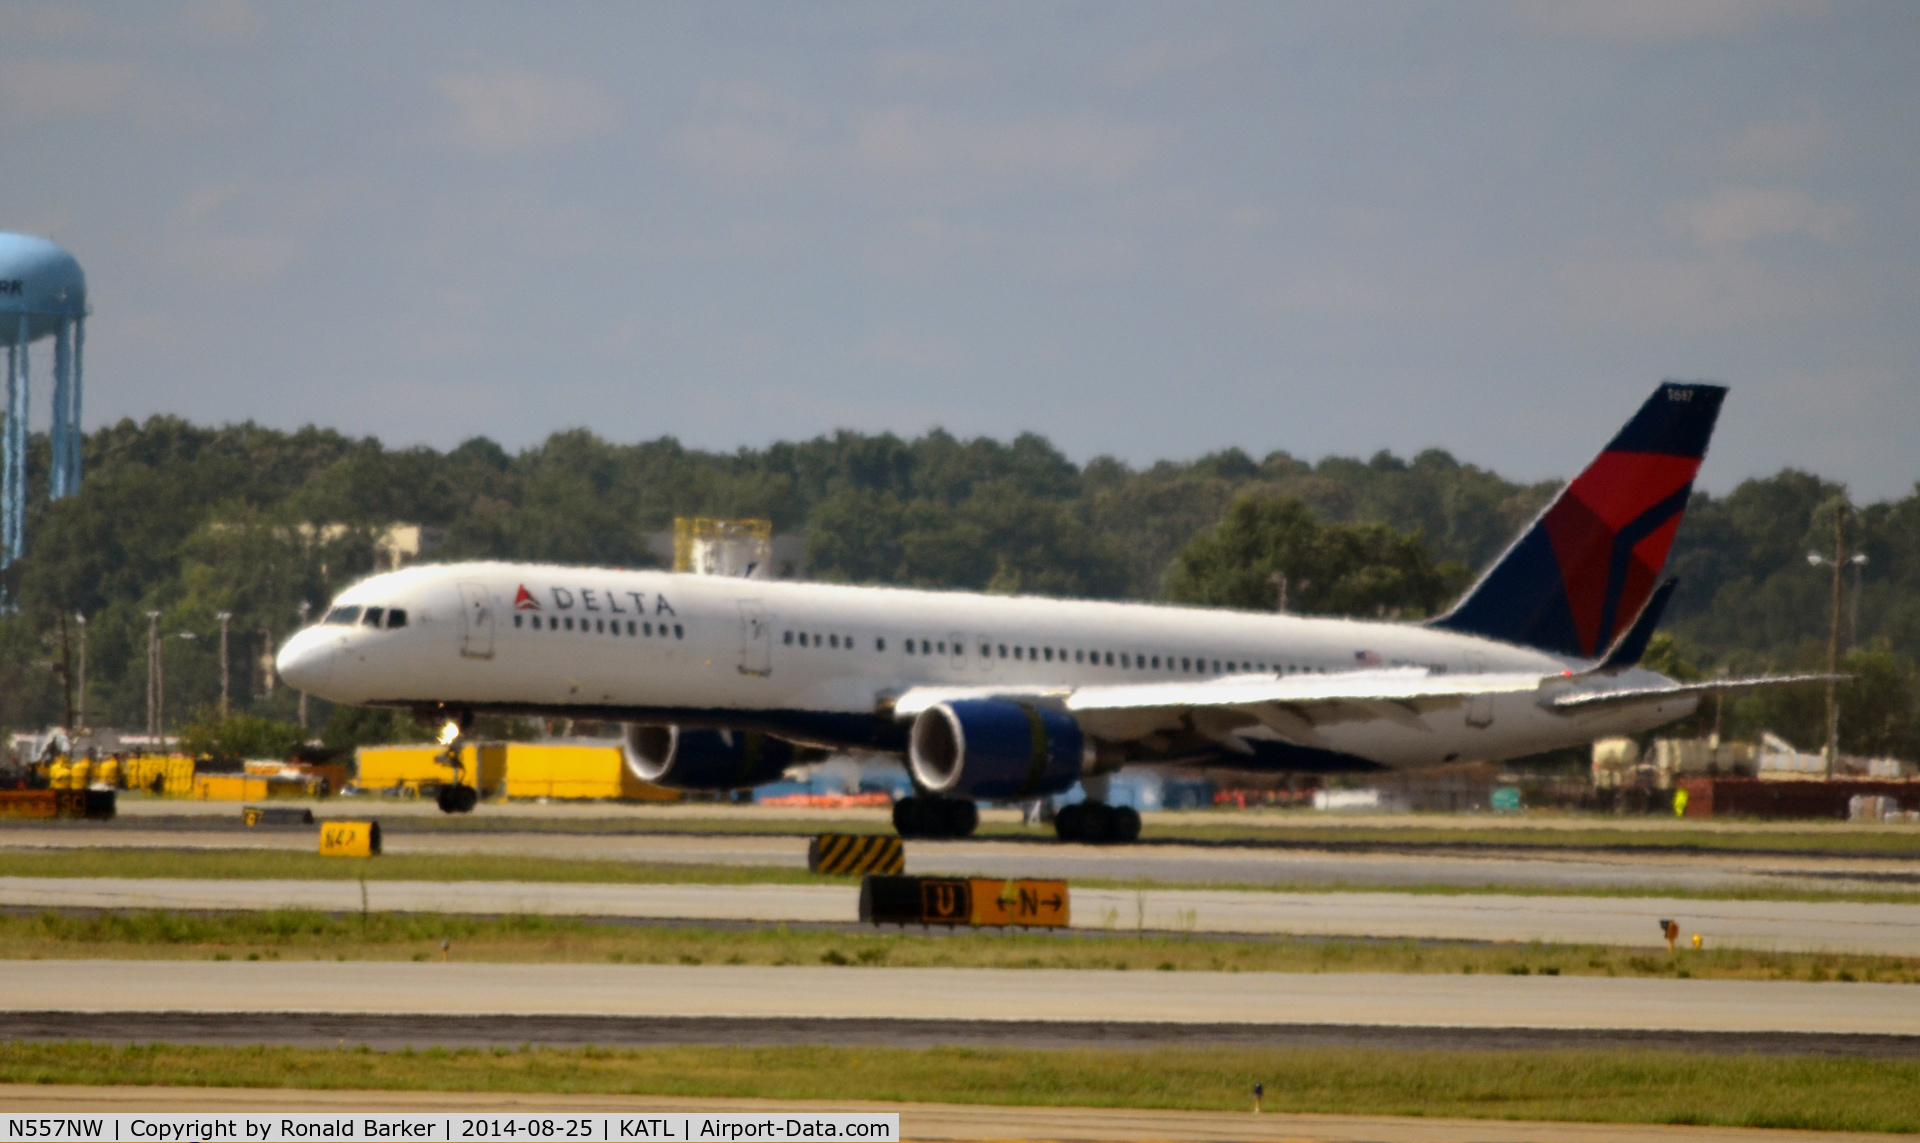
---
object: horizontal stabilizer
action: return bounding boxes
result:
[1549,674,1841,713]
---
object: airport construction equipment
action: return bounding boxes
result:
[124,753,195,795]
[356,743,506,797]
[1677,775,1920,819]
[355,740,678,805]
[861,875,1069,928]
[808,833,905,876]
[0,788,113,820]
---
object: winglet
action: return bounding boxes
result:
[1592,577,1675,673]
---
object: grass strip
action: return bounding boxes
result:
[371,811,1920,855]
[4,909,1917,983]
[0,849,830,886]
[3,1042,1917,1133]
[3,848,1917,906]
[1134,821,1920,855]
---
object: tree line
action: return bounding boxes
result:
[0,416,1914,760]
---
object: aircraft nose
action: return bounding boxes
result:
[276,630,336,692]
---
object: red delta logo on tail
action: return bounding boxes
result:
[1430,382,1726,661]
[513,585,541,611]
[1541,450,1700,657]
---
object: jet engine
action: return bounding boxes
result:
[623,724,796,790]
[907,699,1084,800]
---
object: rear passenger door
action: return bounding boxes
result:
[458,583,495,659]
[738,601,771,676]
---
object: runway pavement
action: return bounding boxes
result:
[8,960,1920,1034]
[8,1011,1919,1056]
[10,819,1920,894]
[5,874,1917,953]
[5,1086,1905,1143]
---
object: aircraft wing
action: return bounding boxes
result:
[893,668,1552,752]
[891,668,1833,753]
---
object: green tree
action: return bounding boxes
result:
[1166,496,1466,617]
[177,711,308,760]
[321,705,432,754]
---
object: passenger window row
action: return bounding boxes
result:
[324,605,408,630]
[775,620,1326,677]
[784,631,862,649]
[514,613,683,639]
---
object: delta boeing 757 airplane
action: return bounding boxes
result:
[277,382,1820,841]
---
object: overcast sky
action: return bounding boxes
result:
[3,1,1916,499]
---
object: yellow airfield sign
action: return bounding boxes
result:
[319,820,381,857]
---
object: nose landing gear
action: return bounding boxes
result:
[892,795,979,839]
[434,708,478,815]
[1053,801,1141,844]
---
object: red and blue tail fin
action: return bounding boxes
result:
[1429,381,1725,660]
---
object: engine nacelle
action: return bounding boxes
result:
[623,724,796,790]
[907,699,1084,800]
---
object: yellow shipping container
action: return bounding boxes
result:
[356,744,505,795]
[193,774,270,801]
[124,755,196,796]
[502,743,678,802]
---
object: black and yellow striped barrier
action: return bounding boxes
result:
[809,833,904,876]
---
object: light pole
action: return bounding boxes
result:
[1815,552,1871,649]
[173,630,198,744]
[215,611,232,718]
[57,612,74,731]
[145,610,162,739]
[1848,554,1868,649]
[295,600,311,729]
[1806,504,1864,773]
[73,613,86,730]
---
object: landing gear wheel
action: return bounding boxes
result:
[892,795,978,839]
[436,784,478,814]
[1079,801,1113,843]
[1055,801,1136,844]
[1053,802,1088,843]
[944,798,979,838]
[892,796,919,838]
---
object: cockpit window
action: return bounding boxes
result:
[361,607,385,627]
[324,606,361,626]
[386,608,408,629]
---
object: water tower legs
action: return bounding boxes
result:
[51,321,69,500]
[47,317,81,500]
[3,315,26,568]
[69,315,83,493]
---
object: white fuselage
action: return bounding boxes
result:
[276,562,1697,771]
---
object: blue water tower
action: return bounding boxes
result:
[0,231,88,574]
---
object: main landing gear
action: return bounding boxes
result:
[893,795,979,839]
[1054,801,1141,844]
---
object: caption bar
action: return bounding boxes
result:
[4,1114,897,1142]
